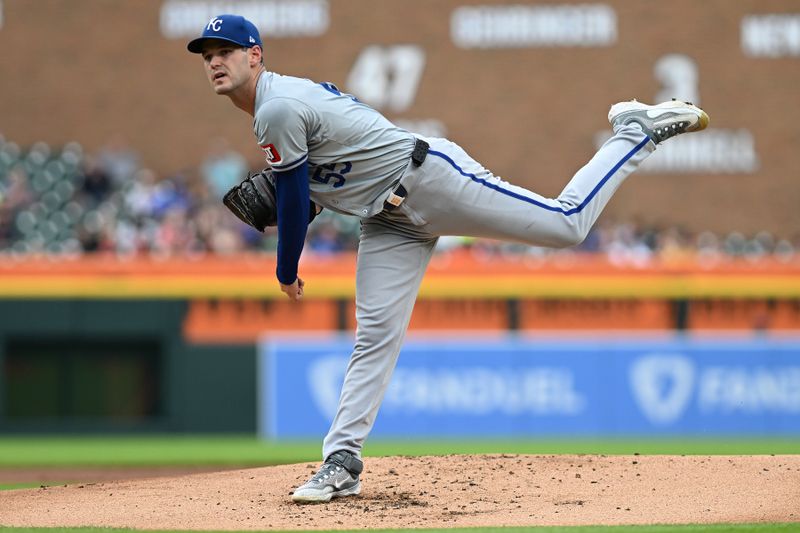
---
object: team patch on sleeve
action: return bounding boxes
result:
[261,144,282,165]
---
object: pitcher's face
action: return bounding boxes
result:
[201,42,252,95]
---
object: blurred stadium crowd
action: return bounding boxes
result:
[1,134,797,263]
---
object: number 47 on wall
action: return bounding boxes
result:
[346,45,426,113]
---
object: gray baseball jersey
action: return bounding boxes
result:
[250,70,655,461]
[253,71,416,217]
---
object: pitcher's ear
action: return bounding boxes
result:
[249,45,264,66]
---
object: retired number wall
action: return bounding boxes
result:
[0,0,798,233]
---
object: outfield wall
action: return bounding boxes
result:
[260,336,800,438]
[1,255,798,433]
[0,299,256,433]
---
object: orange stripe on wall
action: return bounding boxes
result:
[1,253,799,299]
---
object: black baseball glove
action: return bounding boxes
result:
[222,168,320,232]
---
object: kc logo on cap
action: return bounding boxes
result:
[187,14,263,54]
[206,17,224,32]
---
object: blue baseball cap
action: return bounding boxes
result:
[187,14,262,54]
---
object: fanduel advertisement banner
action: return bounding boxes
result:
[258,336,800,438]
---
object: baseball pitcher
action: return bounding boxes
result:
[187,14,709,503]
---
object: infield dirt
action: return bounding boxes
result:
[1,454,798,530]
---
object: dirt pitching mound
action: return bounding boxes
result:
[1,454,799,530]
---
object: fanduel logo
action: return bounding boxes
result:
[630,354,695,425]
[383,366,585,415]
[306,357,586,419]
[308,355,349,421]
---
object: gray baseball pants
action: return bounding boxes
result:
[322,124,654,459]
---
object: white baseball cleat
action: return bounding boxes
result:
[291,450,363,503]
[608,99,710,144]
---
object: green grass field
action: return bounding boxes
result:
[0,435,798,468]
[1,436,797,533]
